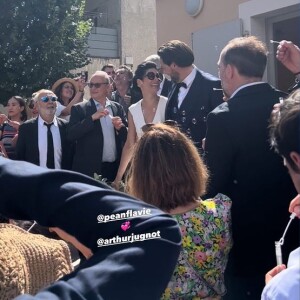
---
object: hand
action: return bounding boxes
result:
[289,194,300,218]
[111,180,120,191]
[7,119,20,130]
[276,40,300,74]
[77,77,86,93]
[111,116,125,131]
[92,108,109,121]
[0,141,8,158]
[265,264,286,284]
[271,103,281,122]
[0,114,8,125]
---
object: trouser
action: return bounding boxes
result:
[101,161,119,183]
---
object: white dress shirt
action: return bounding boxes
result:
[38,116,62,169]
[178,66,197,108]
[93,99,117,162]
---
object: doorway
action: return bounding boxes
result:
[267,12,300,92]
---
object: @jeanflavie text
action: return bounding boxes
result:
[97,208,152,223]
[97,231,161,247]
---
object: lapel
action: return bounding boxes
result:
[57,118,65,145]
[110,101,118,117]
[88,98,98,115]
[31,118,40,164]
[88,99,102,132]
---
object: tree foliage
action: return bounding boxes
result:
[0,0,92,103]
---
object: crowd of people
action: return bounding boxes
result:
[0,37,299,300]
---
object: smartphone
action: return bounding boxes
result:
[81,71,88,82]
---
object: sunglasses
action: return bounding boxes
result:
[40,96,58,102]
[144,72,162,81]
[87,82,109,89]
[141,120,178,133]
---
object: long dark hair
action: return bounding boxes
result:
[54,81,76,105]
[131,61,158,99]
[9,96,27,122]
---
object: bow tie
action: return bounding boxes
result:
[177,82,187,89]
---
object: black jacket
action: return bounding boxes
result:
[16,117,73,170]
[0,158,181,300]
[67,99,128,177]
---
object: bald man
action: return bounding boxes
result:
[67,71,128,180]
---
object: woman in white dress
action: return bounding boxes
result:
[113,61,167,188]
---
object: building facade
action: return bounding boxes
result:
[83,0,299,92]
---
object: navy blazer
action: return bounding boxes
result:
[205,83,298,277]
[0,158,181,300]
[67,99,128,177]
[16,117,72,170]
[160,77,172,97]
[166,68,223,149]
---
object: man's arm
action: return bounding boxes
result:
[0,158,181,300]
[16,123,27,161]
[204,110,235,197]
[67,105,95,141]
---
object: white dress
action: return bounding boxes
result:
[128,96,167,139]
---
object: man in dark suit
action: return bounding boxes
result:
[157,40,223,151]
[204,36,298,299]
[0,157,181,300]
[16,89,72,169]
[67,71,127,180]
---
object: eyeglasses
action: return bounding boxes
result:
[87,82,109,89]
[144,72,162,81]
[141,120,178,133]
[40,96,58,102]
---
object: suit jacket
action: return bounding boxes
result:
[67,99,128,177]
[166,68,223,150]
[204,83,298,277]
[16,117,72,170]
[0,158,181,300]
[160,77,172,97]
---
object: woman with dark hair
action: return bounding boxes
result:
[112,61,167,188]
[0,96,27,159]
[127,123,232,299]
[52,77,86,120]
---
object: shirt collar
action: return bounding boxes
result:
[38,115,58,126]
[181,66,197,88]
[93,98,111,108]
[230,81,265,99]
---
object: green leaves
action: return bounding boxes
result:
[0,0,92,102]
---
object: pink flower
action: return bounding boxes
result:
[195,251,207,262]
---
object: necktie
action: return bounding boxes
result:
[44,122,55,169]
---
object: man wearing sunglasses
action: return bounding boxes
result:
[67,71,128,181]
[16,89,73,170]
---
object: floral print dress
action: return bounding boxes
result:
[162,193,232,300]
